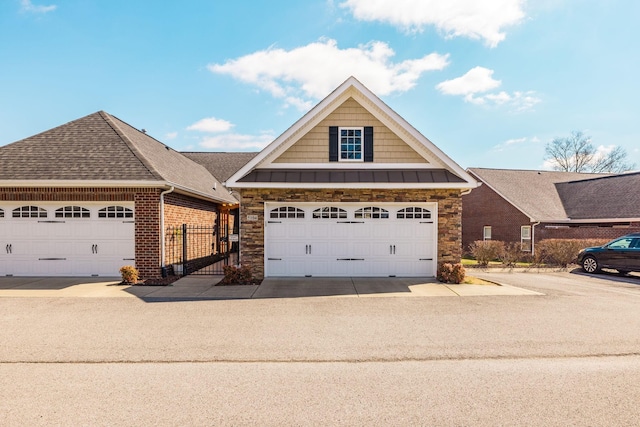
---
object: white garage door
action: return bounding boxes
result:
[0,203,135,277]
[265,203,436,277]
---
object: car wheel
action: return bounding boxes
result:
[582,256,600,274]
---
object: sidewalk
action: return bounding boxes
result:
[0,275,542,300]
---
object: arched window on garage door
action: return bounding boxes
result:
[354,206,389,219]
[55,206,90,218]
[269,206,305,219]
[12,206,47,218]
[397,207,431,219]
[312,207,347,219]
[98,206,134,218]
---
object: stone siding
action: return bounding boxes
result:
[239,188,463,279]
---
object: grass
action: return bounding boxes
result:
[461,257,534,268]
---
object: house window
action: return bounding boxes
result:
[0,208,3,218]
[521,226,532,251]
[55,206,90,218]
[312,207,347,219]
[270,207,305,219]
[483,226,492,240]
[397,207,431,219]
[12,206,47,218]
[339,127,363,161]
[355,207,389,219]
[98,206,134,218]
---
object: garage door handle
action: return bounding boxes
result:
[419,258,433,261]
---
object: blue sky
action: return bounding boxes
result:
[1,0,639,170]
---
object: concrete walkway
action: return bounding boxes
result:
[0,275,542,300]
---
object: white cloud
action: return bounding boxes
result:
[436,66,501,96]
[340,0,525,47]
[209,38,450,110]
[437,67,541,112]
[165,132,178,140]
[20,0,56,13]
[199,132,274,151]
[493,136,540,151]
[187,117,234,133]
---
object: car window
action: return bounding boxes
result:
[608,238,633,249]
[632,238,640,249]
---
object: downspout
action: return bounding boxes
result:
[160,186,175,275]
[531,221,541,255]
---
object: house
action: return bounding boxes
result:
[462,168,640,254]
[0,111,237,279]
[225,77,478,279]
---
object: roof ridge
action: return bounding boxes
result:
[99,111,163,180]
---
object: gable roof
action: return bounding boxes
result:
[556,172,640,220]
[226,76,478,189]
[467,168,615,222]
[0,111,236,203]
[182,152,258,183]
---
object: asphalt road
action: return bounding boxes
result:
[2,269,640,426]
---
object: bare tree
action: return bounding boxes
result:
[544,131,635,173]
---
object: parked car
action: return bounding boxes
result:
[578,233,640,275]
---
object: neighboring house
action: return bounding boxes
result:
[462,168,640,254]
[226,77,478,279]
[182,152,258,183]
[0,111,237,279]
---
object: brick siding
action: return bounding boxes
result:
[163,192,220,267]
[239,188,463,279]
[462,183,530,253]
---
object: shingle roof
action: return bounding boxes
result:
[468,168,611,221]
[0,111,236,203]
[237,168,466,184]
[556,172,640,219]
[182,152,257,183]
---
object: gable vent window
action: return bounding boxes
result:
[56,206,90,218]
[312,207,347,219]
[397,207,431,219]
[99,206,134,219]
[270,207,305,219]
[13,206,47,218]
[329,126,374,162]
[355,206,389,219]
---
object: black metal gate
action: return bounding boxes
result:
[164,222,238,276]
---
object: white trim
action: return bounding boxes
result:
[541,218,640,224]
[228,182,476,189]
[226,76,478,189]
[0,180,237,205]
[338,126,364,162]
[259,163,434,169]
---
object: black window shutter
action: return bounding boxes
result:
[364,126,374,162]
[329,126,338,162]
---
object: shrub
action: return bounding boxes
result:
[437,263,466,284]
[221,265,254,285]
[500,242,524,267]
[119,265,139,284]
[534,239,610,267]
[469,240,505,267]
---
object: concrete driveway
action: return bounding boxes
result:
[0,275,540,300]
